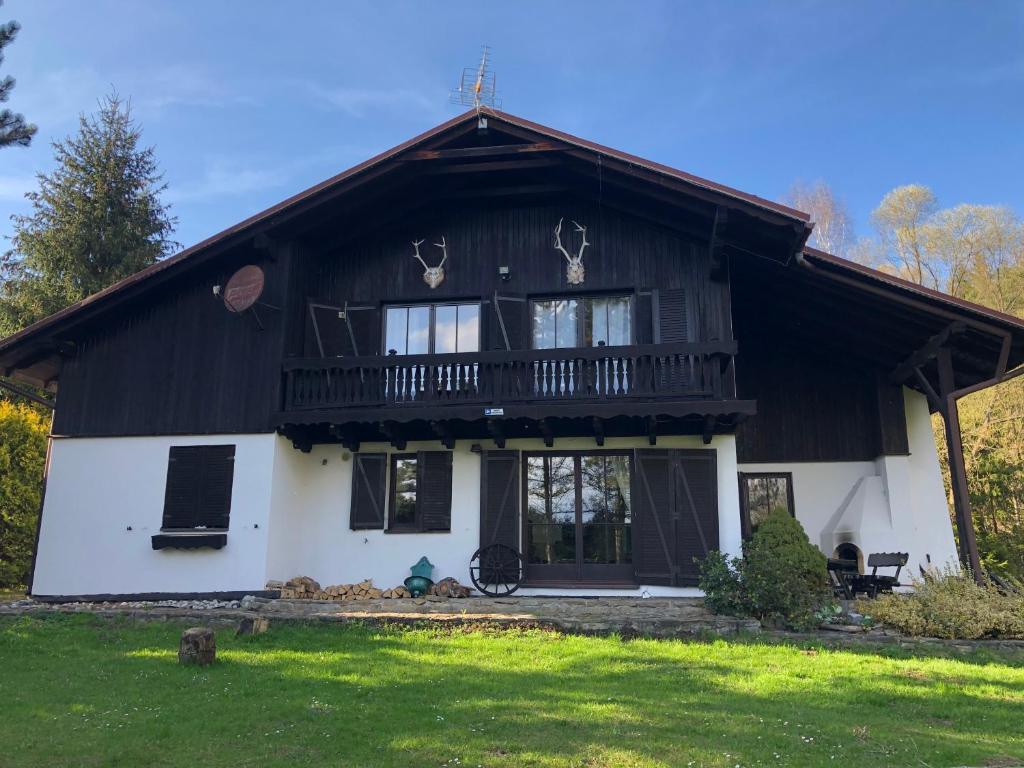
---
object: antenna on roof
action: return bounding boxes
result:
[450,46,501,127]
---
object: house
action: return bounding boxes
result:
[2,109,1022,600]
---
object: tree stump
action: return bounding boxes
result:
[235,616,269,637]
[178,627,216,666]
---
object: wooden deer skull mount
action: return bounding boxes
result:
[554,218,589,285]
[411,237,448,289]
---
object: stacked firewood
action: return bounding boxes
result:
[270,576,411,601]
[430,576,471,598]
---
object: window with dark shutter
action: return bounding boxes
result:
[634,290,654,345]
[632,449,718,586]
[654,288,689,343]
[480,450,519,549]
[350,453,387,530]
[307,301,379,358]
[491,293,527,350]
[385,451,453,533]
[161,445,235,531]
[418,452,453,531]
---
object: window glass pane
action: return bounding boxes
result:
[406,306,430,354]
[393,457,417,526]
[434,305,458,354]
[555,299,578,348]
[526,457,548,525]
[607,297,631,346]
[385,307,408,355]
[532,301,556,349]
[585,298,607,347]
[456,304,480,353]
[580,456,632,564]
[529,523,576,564]
[746,475,792,532]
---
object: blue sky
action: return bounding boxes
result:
[2,1,1022,252]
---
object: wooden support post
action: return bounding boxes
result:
[539,418,554,448]
[646,416,657,446]
[702,414,715,445]
[430,421,455,450]
[592,417,605,447]
[487,419,506,449]
[380,421,406,451]
[937,348,982,580]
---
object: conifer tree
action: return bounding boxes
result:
[0,94,177,335]
[0,0,35,148]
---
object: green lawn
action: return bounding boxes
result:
[1,615,1023,767]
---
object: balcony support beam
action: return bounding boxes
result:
[592,417,605,447]
[540,418,555,448]
[431,420,455,450]
[487,418,506,449]
[380,421,406,451]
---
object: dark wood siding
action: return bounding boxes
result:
[290,201,725,355]
[52,245,290,437]
[49,200,725,438]
[735,345,909,463]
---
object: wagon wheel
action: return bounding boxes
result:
[469,544,526,597]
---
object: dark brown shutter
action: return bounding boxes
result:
[346,305,379,356]
[491,293,528,350]
[634,290,654,345]
[673,450,718,586]
[417,451,453,531]
[307,302,347,357]
[162,445,235,530]
[632,449,675,585]
[350,453,387,529]
[633,448,719,586]
[480,450,519,549]
[654,288,689,343]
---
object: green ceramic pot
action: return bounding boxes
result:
[404,575,433,597]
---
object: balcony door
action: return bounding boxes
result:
[524,452,635,585]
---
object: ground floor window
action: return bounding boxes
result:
[738,472,794,537]
[161,445,235,530]
[524,452,633,583]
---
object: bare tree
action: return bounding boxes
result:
[786,180,854,257]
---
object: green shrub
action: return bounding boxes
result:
[859,567,1024,640]
[697,550,746,616]
[699,510,831,630]
[0,400,48,589]
[740,509,831,629]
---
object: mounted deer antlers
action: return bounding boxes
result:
[554,217,589,285]
[411,237,448,289]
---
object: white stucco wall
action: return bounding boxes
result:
[736,388,958,577]
[38,404,960,599]
[265,434,742,597]
[32,434,278,596]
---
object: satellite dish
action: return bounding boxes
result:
[222,265,265,313]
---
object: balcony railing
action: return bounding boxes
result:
[282,342,736,413]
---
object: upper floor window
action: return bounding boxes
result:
[532,296,632,349]
[384,303,480,356]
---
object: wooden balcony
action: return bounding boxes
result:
[279,342,746,431]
